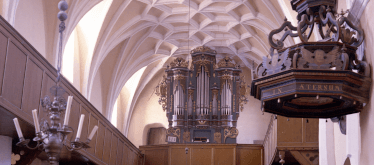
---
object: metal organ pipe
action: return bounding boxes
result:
[205,70,209,115]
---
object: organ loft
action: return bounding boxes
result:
[156,46,249,144]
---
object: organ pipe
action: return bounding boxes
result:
[158,47,248,144]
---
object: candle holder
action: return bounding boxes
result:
[14,86,97,165]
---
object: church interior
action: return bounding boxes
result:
[0,0,373,164]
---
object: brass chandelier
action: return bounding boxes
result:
[12,1,98,164]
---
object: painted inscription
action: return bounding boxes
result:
[297,84,341,91]
[263,83,342,99]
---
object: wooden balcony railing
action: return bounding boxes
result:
[0,15,143,165]
[263,115,277,165]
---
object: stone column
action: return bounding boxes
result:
[0,135,12,165]
[319,119,336,165]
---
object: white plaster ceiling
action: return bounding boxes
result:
[30,0,295,135]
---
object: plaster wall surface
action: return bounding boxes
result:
[14,0,46,56]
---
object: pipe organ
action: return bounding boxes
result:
[156,46,248,144]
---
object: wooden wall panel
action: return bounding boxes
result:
[110,135,118,165]
[277,116,303,143]
[305,118,319,142]
[117,140,124,164]
[103,129,112,164]
[144,149,168,165]
[67,98,80,140]
[2,41,27,108]
[191,148,212,165]
[94,122,105,160]
[122,145,129,165]
[170,147,190,165]
[21,59,43,116]
[236,146,263,165]
[0,31,8,95]
[87,114,99,155]
[214,148,235,165]
[141,144,263,165]
[80,107,89,142]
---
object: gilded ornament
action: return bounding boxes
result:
[214,132,221,143]
[183,131,190,142]
[257,48,291,78]
[155,76,168,111]
[217,56,236,68]
[166,128,181,142]
[191,46,217,54]
[170,57,188,68]
[223,127,239,143]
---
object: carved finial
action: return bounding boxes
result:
[284,17,288,22]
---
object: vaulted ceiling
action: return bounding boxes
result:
[9,0,296,136]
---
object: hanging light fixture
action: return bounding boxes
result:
[13,1,98,164]
[250,0,371,118]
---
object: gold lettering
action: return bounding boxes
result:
[307,84,310,90]
[318,85,322,90]
[313,85,316,90]
[299,84,304,90]
[324,85,328,90]
[273,89,275,95]
[335,86,340,91]
[278,88,282,93]
[329,85,334,90]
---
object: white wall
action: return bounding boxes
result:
[14,0,46,56]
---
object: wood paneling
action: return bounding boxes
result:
[305,118,319,142]
[141,144,262,165]
[117,140,124,164]
[110,135,118,165]
[0,15,143,165]
[21,59,43,116]
[144,148,168,165]
[0,31,8,95]
[277,116,303,143]
[214,148,235,165]
[170,147,190,165]
[236,145,263,165]
[95,122,105,159]
[88,114,99,155]
[103,129,112,164]
[2,41,27,108]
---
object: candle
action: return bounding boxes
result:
[63,96,73,126]
[88,125,98,141]
[32,109,40,133]
[76,114,85,140]
[13,118,23,139]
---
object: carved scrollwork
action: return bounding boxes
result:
[319,6,340,42]
[338,16,364,48]
[238,76,248,112]
[166,127,180,142]
[223,127,238,143]
[297,46,342,70]
[156,76,168,111]
[257,49,291,78]
[183,131,190,142]
[170,57,188,68]
[214,132,221,143]
[217,56,236,68]
[268,18,298,50]
[191,46,217,54]
[297,8,315,43]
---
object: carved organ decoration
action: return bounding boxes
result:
[157,46,248,144]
